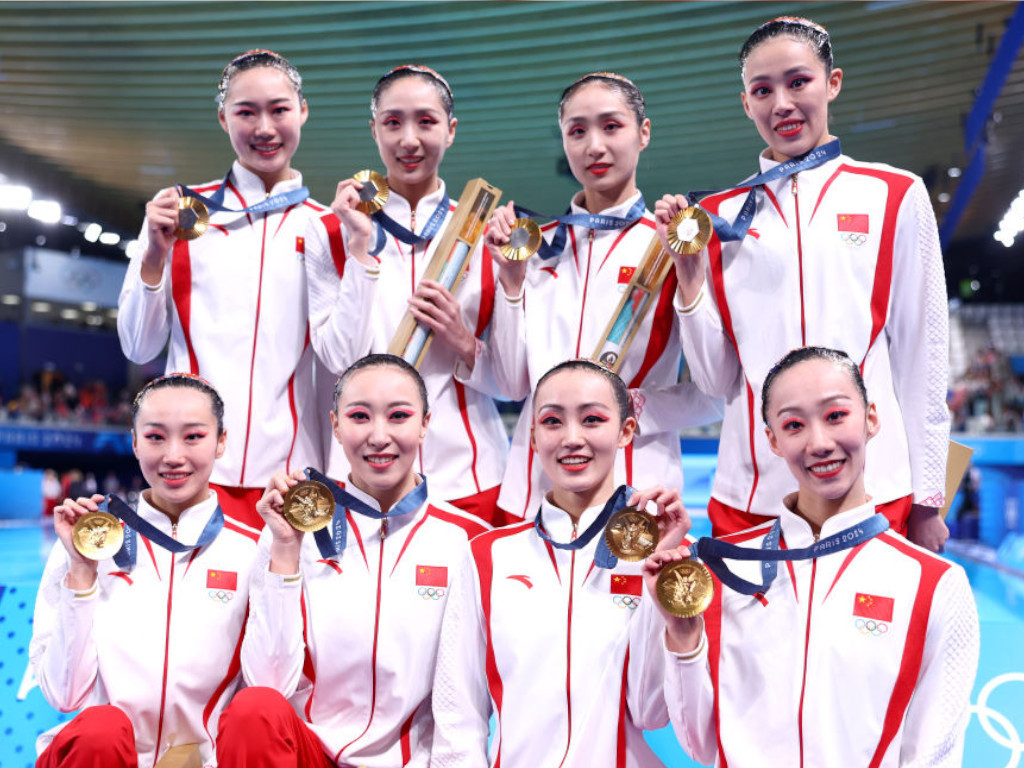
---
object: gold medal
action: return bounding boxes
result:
[604,506,659,561]
[282,480,336,533]
[656,559,714,618]
[499,218,542,261]
[352,170,389,215]
[174,196,210,241]
[72,511,124,560]
[665,206,712,255]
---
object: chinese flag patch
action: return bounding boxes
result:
[296,236,305,253]
[207,570,238,591]
[853,592,893,622]
[416,565,448,587]
[618,266,636,285]
[610,574,643,596]
[837,214,869,233]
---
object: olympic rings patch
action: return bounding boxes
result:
[208,589,235,604]
[854,617,888,636]
[418,586,446,600]
[841,232,868,246]
[613,595,641,610]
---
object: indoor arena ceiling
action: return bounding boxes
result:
[0,0,1021,250]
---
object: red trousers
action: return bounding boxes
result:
[211,484,266,531]
[707,494,912,538]
[217,687,333,768]
[36,705,137,768]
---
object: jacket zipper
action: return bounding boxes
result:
[793,175,807,346]
[557,525,578,768]
[574,230,596,357]
[796,557,817,768]
[153,524,179,763]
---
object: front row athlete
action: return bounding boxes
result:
[216,354,487,767]
[431,359,682,768]
[645,347,979,768]
[30,374,258,768]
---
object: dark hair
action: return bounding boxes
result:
[534,359,631,424]
[333,353,430,415]
[132,373,226,435]
[740,17,834,77]
[558,72,647,127]
[761,347,868,424]
[371,64,454,120]
[217,49,303,111]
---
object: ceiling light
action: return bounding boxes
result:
[61,215,79,227]
[0,184,32,211]
[947,167,962,179]
[1,294,20,305]
[60,308,80,320]
[937,192,951,204]
[27,199,62,224]
[98,232,120,245]
[80,301,97,311]
[31,301,51,313]
[83,223,101,243]
[994,189,1024,248]
[86,315,103,326]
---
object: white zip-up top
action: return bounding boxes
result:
[241,481,488,767]
[430,497,669,768]
[665,501,979,767]
[489,192,722,519]
[677,154,949,516]
[118,162,326,489]
[30,492,260,768]
[304,181,509,505]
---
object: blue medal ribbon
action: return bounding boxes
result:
[689,139,841,242]
[513,197,646,260]
[690,511,888,596]
[305,468,428,559]
[534,484,634,569]
[178,169,309,217]
[368,191,450,257]
[104,495,224,571]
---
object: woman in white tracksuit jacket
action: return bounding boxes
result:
[304,65,509,526]
[216,354,489,768]
[644,347,978,768]
[31,374,260,768]
[654,18,950,552]
[431,359,686,768]
[117,50,325,531]
[485,72,722,522]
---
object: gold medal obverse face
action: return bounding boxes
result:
[174,196,210,241]
[352,170,390,215]
[282,480,336,533]
[72,511,124,560]
[604,506,659,562]
[656,559,714,618]
[666,206,712,255]
[499,218,542,261]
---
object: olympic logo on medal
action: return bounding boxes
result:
[854,617,888,636]
[613,595,641,610]
[418,586,446,600]
[208,589,234,604]
[970,672,1024,768]
[841,232,867,246]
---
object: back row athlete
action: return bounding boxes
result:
[485,72,722,521]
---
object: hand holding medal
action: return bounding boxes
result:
[256,469,321,574]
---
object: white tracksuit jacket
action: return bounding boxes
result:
[304,181,509,507]
[665,500,979,767]
[677,154,949,516]
[30,492,261,768]
[430,497,670,768]
[489,192,723,519]
[241,482,488,767]
[118,162,325,490]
